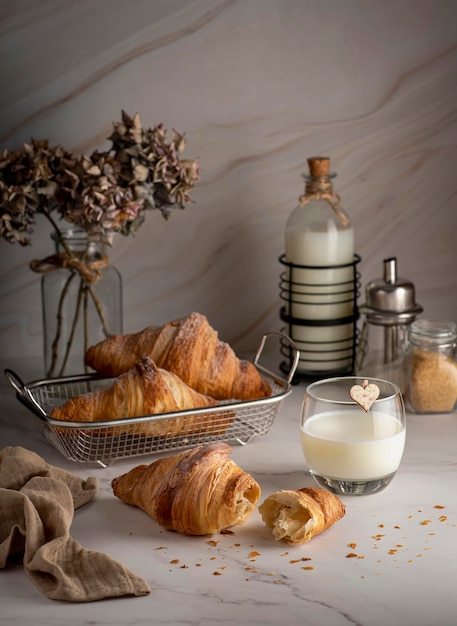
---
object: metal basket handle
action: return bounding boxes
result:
[253,332,300,384]
[4,369,48,419]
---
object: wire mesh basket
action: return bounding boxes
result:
[5,332,299,467]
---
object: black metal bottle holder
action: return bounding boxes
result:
[279,254,361,381]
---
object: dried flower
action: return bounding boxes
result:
[0,111,200,245]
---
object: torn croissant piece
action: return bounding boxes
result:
[111,442,261,536]
[85,311,272,401]
[50,356,224,438]
[258,487,346,545]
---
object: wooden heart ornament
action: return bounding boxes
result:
[350,380,380,412]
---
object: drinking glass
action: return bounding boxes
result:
[300,377,406,495]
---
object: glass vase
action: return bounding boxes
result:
[41,228,123,377]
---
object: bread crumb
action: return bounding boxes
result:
[346,553,358,558]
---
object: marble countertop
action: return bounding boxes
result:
[1,359,456,626]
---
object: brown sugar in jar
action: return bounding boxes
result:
[405,320,457,414]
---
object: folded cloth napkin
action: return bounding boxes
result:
[0,446,151,602]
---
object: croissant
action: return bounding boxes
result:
[258,487,346,545]
[85,312,272,401]
[50,356,223,439]
[111,442,261,536]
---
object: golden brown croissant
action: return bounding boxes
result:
[258,487,346,545]
[50,356,222,438]
[85,312,271,401]
[111,442,261,535]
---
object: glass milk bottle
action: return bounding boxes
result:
[282,156,356,376]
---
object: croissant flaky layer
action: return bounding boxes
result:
[112,443,261,535]
[258,487,346,545]
[50,356,224,438]
[85,312,272,401]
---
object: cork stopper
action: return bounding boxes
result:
[307,157,330,178]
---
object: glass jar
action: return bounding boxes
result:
[405,319,457,413]
[41,228,122,377]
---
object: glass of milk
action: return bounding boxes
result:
[300,377,406,495]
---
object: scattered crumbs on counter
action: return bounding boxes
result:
[180,564,188,569]
[439,515,448,522]
[290,557,312,564]
[394,525,401,529]
[128,531,133,536]
[155,546,168,550]
[434,504,446,509]
[207,540,218,546]
[248,551,261,561]
[421,520,431,525]
[346,553,358,558]
[280,552,289,557]
[196,563,202,567]
[348,542,357,549]
[378,523,384,528]
[170,559,179,564]
[302,566,314,570]
[210,556,216,561]
[213,571,222,576]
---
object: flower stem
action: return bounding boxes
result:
[47,271,76,378]
[58,276,84,377]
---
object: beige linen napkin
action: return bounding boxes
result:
[0,446,151,602]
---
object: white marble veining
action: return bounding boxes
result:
[1,358,456,626]
[0,0,456,370]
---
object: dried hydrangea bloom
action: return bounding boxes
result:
[0,110,200,245]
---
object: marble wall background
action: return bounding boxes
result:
[1,0,456,373]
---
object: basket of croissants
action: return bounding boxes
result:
[5,312,299,466]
